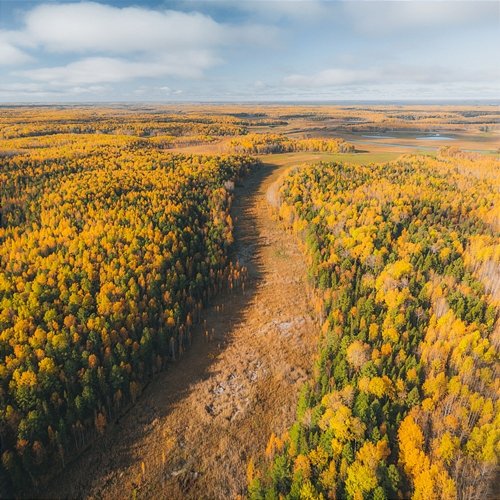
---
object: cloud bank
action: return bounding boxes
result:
[284,65,500,88]
[1,1,275,87]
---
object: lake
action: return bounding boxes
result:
[415,135,455,141]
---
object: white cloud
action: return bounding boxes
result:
[67,85,109,95]
[156,86,182,95]
[11,1,277,53]
[2,1,276,86]
[18,50,220,85]
[342,0,498,34]
[0,82,111,101]
[0,34,32,65]
[0,82,47,94]
[284,65,500,88]
[285,68,378,87]
[23,3,226,54]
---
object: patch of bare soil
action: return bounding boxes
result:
[41,162,318,499]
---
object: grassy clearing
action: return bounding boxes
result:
[264,150,413,167]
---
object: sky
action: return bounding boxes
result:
[0,0,499,102]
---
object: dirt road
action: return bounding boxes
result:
[42,162,317,499]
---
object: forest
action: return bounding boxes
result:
[228,134,355,155]
[0,106,498,499]
[0,110,258,493]
[249,150,499,499]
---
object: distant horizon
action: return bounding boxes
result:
[1,98,499,107]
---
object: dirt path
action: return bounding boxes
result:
[42,162,318,499]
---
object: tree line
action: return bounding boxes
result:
[228,134,355,155]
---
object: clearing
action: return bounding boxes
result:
[42,161,318,499]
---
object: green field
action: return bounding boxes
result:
[264,150,422,167]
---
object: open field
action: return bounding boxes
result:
[264,151,409,167]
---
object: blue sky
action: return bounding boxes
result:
[0,0,498,102]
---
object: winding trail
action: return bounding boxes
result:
[42,162,317,499]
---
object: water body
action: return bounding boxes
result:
[362,135,397,139]
[416,135,455,141]
[361,134,455,141]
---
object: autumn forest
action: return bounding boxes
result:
[0,105,498,499]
